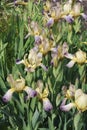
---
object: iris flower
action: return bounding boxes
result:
[36,37,54,55]
[44,0,86,26]
[51,42,69,67]
[2,74,37,102]
[62,84,75,99]
[65,49,87,68]
[16,47,47,72]
[36,80,53,111]
[43,2,62,27]
[43,1,52,12]
[25,21,41,43]
[60,89,87,112]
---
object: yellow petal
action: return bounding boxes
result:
[7,74,15,88]
[75,94,87,112]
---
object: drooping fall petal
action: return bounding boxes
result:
[3,88,15,102]
[43,98,53,111]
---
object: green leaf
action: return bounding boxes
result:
[74,113,83,130]
[48,117,55,130]
[0,41,8,55]
[38,128,49,130]
[0,76,6,92]
[32,109,40,128]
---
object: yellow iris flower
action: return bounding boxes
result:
[36,80,53,111]
[60,89,87,112]
[3,74,37,102]
[16,47,47,72]
[51,43,69,67]
[65,49,87,68]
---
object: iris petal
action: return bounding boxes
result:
[43,98,53,111]
[2,88,15,102]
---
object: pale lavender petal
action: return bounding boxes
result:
[46,18,54,27]
[14,0,17,5]
[60,103,75,112]
[81,13,87,21]
[64,53,74,59]
[64,15,74,23]
[2,88,15,102]
[33,46,39,52]
[78,0,82,2]
[51,47,58,53]
[66,60,75,68]
[35,35,41,44]
[24,67,35,72]
[60,98,67,106]
[62,42,69,55]
[24,86,37,98]
[43,98,53,112]
[40,64,48,71]
[37,53,42,59]
[16,59,24,64]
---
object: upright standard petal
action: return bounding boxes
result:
[7,74,15,88]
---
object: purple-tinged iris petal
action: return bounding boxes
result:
[46,18,54,27]
[24,86,37,98]
[60,102,75,112]
[24,67,35,72]
[64,15,74,23]
[43,98,53,112]
[64,53,74,59]
[60,98,67,106]
[66,60,75,68]
[2,88,15,102]
[51,47,58,53]
[40,64,48,71]
[16,59,24,64]
[81,13,87,21]
[14,0,17,5]
[35,35,41,45]
[62,42,69,55]
[78,0,82,2]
